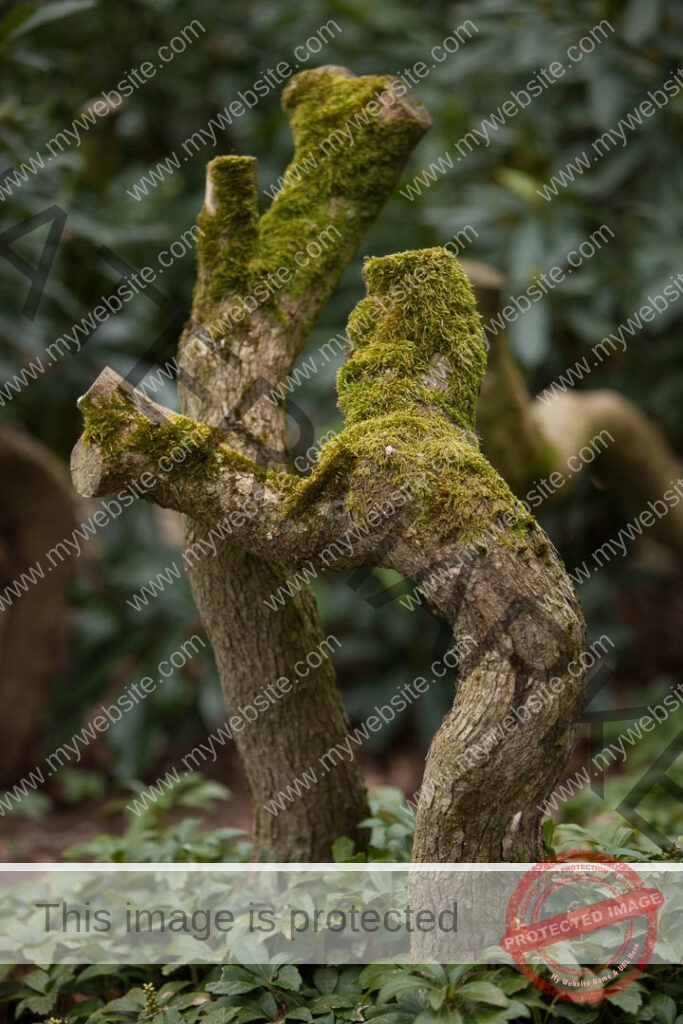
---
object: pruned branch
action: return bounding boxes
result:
[71,367,277,522]
[191,66,432,361]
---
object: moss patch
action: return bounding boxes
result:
[288,412,532,547]
[258,71,427,303]
[191,71,429,338]
[79,392,131,456]
[79,392,261,484]
[283,247,535,550]
[339,248,486,432]
[194,156,260,322]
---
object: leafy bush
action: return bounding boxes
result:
[0,782,680,1019]
[64,773,250,863]
[3,961,683,1023]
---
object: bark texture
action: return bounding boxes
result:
[73,247,586,864]
[74,66,431,861]
[468,259,683,558]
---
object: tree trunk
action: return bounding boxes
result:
[0,426,75,784]
[73,246,587,864]
[89,66,430,860]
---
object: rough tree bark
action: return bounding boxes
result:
[72,247,586,863]
[468,260,683,558]
[77,66,431,861]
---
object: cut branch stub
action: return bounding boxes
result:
[190,66,432,358]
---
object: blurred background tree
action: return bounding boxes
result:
[1,0,682,856]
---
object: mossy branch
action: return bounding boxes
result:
[192,66,431,353]
[196,156,259,302]
[70,367,296,552]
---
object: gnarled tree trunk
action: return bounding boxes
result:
[76,66,431,860]
[72,247,586,863]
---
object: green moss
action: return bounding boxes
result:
[292,413,532,546]
[191,71,428,333]
[285,247,533,550]
[339,248,486,432]
[257,70,428,303]
[79,393,130,455]
[193,156,260,322]
[79,392,257,483]
[281,437,355,517]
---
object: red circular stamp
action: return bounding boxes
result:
[499,849,663,1003]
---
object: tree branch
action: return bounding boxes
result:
[71,367,357,571]
[190,66,431,361]
[71,367,286,540]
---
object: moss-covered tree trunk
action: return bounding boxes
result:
[76,67,430,861]
[72,247,586,864]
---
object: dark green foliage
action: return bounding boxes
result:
[3,957,683,1022]
[3,781,683,1018]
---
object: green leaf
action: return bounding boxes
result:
[16,993,56,1017]
[207,977,262,996]
[427,987,446,1011]
[23,968,50,993]
[650,994,677,1024]
[377,974,431,1005]
[457,981,508,1007]
[331,836,357,862]
[153,1009,184,1024]
[606,984,643,1013]
[8,0,96,38]
[504,999,531,1019]
[0,4,34,40]
[276,966,302,992]
[447,965,471,987]
[313,967,338,995]
[102,990,146,1012]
